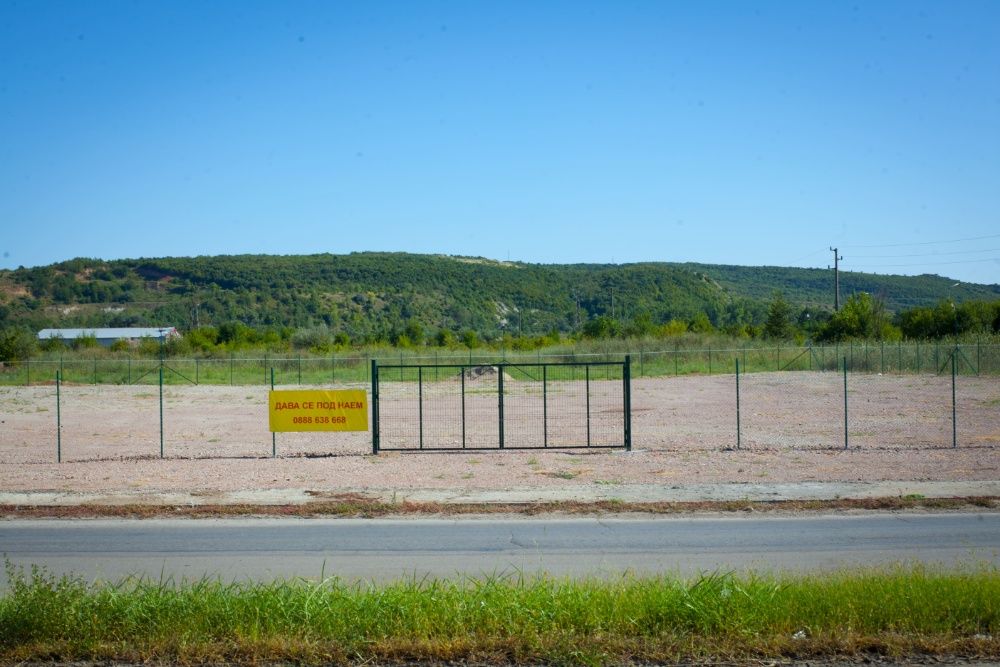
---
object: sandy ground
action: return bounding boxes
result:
[1,373,997,494]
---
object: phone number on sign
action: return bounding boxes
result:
[291,415,347,425]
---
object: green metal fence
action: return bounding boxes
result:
[371,358,632,453]
[2,341,996,387]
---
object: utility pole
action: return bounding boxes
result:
[829,247,843,311]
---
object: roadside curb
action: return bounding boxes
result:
[2,480,999,507]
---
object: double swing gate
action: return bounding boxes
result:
[371,357,632,452]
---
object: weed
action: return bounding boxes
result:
[1,561,997,664]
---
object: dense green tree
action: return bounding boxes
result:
[582,315,621,339]
[763,293,794,340]
[817,293,901,342]
[0,328,36,361]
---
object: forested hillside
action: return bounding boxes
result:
[673,263,999,310]
[0,253,997,342]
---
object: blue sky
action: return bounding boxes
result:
[1,0,998,284]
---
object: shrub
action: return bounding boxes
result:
[0,328,36,361]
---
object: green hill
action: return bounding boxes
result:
[672,263,999,311]
[1,253,997,340]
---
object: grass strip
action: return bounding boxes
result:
[1,495,997,519]
[1,562,998,664]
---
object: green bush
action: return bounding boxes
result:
[0,328,36,361]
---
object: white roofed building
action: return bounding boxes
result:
[37,327,180,347]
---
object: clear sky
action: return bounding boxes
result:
[2,0,998,284]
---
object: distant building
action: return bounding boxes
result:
[37,327,180,347]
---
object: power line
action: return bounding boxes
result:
[846,257,1000,268]
[849,247,1000,259]
[842,233,1000,249]
[786,248,829,264]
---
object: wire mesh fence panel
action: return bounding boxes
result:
[500,365,545,448]
[57,384,161,462]
[542,380,589,448]
[374,366,421,450]
[0,386,59,464]
[584,368,627,448]
[374,361,630,451]
[956,373,1000,449]
[630,375,736,451]
[848,374,954,449]
[741,371,844,450]
[5,343,999,388]
[160,385,271,458]
[459,367,501,449]
[417,368,467,448]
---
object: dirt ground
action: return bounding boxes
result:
[0,373,997,494]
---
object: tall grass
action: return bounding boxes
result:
[2,563,997,663]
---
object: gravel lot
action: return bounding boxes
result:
[1,373,997,494]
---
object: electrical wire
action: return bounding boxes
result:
[846,257,1000,268]
[842,233,1000,249]
[849,247,1000,259]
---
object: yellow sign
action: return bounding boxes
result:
[268,389,369,432]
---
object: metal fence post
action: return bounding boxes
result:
[623,355,632,451]
[585,364,591,446]
[297,355,302,386]
[230,352,234,386]
[842,356,848,450]
[56,371,61,463]
[93,357,97,385]
[498,364,505,449]
[159,366,164,458]
[271,367,276,458]
[26,358,30,386]
[735,358,741,450]
[371,360,379,454]
[708,347,712,375]
[952,348,957,449]
[543,365,549,448]
[418,366,424,449]
[461,365,466,449]
[195,358,199,385]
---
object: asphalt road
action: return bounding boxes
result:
[2,513,998,586]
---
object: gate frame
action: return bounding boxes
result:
[371,356,631,454]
